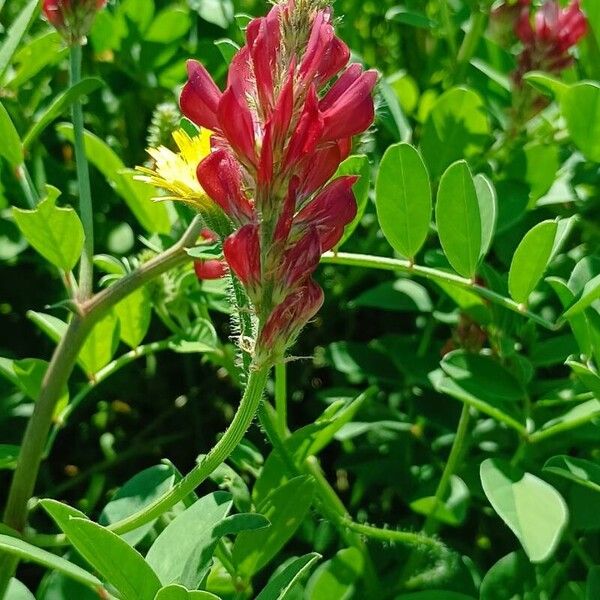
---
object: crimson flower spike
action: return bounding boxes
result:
[181,0,377,366]
[514,0,587,82]
[43,0,107,44]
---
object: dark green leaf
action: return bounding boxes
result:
[233,476,315,577]
[560,82,600,162]
[420,87,490,179]
[255,553,320,600]
[23,78,104,149]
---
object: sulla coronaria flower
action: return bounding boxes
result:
[514,0,587,82]
[179,0,377,365]
[43,0,107,45]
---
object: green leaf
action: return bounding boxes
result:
[480,458,568,563]
[99,464,176,546]
[376,143,431,260]
[115,287,152,349]
[566,359,600,397]
[146,491,234,588]
[26,311,67,344]
[23,78,104,149]
[255,553,321,600]
[168,319,218,354]
[0,534,102,591]
[560,82,600,162]
[351,279,433,312]
[435,161,482,278]
[544,456,600,494]
[385,6,436,28]
[474,174,497,261]
[562,274,600,319]
[305,547,363,600]
[0,0,39,80]
[523,71,568,98]
[233,476,315,577]
[253,391,369,504]
[215,38,240,65]
[78,311,120,375]
[396,593,476,600]
[508,220,558,304]
[13,187,84,272]
[588,567,600,600]
[377,77,412,143]
[13,358,69,410]
[409,475,470,526]
[154,585,220,600]
[431,351,525,433]
[5,31,67,90]
[57,123,172,234]
[42,500,161,600]
[0,101,23,167]
[146,8,191,43]
[420,87,490,179]
[335,155,371,249]
[480,551,535,600]
[189,0,234,29]
[6,579,35,600]
[0,445,19,470]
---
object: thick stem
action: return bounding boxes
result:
[321,252,557,330]
[107,365,270,535]
[0,218,203,594]
[70,44,95,301]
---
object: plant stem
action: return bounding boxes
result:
[70,44,94,301]
[455,5,488,83]
[15,164,38,208]
[321,252,557,330]
[422,403,471,535]
[0,217,204,595]
[258,402,448,596]
[401,403,471,582]
[438,0,458,61]
[528,407,600,444]
[106,364,270,535]
[274,361,288,438]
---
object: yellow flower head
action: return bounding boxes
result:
[135,128,212,209]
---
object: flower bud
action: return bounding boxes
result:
[43,0,107,45]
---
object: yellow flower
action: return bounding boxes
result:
[135,128,212,209]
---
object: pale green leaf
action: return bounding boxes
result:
[480,459,568,563]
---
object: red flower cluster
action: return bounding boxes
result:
[514,0,587,80]
[181,0,376,364]
[43,0,106,44]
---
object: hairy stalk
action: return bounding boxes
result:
[107,364,269,535]
[70,44,95,301]
[321,252,558,330]
[0,217,204,595]
[402,403,471,582]
[259,402,449,596]
[274,361,288,437]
